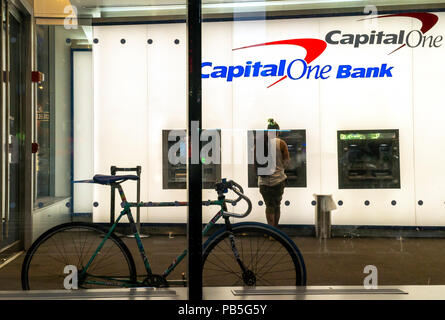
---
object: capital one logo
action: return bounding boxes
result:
[202,38,393,87]
[326,12,442,54]
[202,11,440,88]
[202,38,330,88]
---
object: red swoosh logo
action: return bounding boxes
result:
[233,38,327,88]
[358,12,439,54]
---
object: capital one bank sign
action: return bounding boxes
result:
[201,12,442,88]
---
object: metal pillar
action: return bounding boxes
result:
[314,195,336,239]
[187,0,202,301]
[0,0,4,243]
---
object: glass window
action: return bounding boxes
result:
[35,25,86,209]
[35,25,51,200]
[4,0,445,304]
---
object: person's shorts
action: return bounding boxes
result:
[259,181,285,208]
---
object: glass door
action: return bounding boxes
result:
[1,5,24,251]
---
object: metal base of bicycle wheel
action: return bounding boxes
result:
[231,288,407,296]
[0,288,178,300]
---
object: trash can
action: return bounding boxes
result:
[313,194,337,239]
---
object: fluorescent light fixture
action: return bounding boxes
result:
[97,0,363,13]
[205,0,363,9]
[100,5,185,12]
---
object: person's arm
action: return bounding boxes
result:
[280,139,290,168]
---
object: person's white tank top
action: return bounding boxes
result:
[258,137,287,186]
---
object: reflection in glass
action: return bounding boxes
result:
[36,25,51,198]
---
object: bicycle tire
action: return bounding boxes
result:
[22,222,137,290]
[202,222,306,287]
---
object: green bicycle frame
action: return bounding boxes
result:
[79,183,226,287]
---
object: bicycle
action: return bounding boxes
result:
[21,174,306,290]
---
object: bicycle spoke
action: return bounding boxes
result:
[203,225,302,287]
[77,230,91,268]
[41,252,71,266]
[205,249,241,277]
[253,237,278,273]
[88,241,122,275]
[203,265,244,279]
[255,274,274,286]
[211,239,241,267]
[48,236,70,267]
[24,224,135,290]
[255,246,290,276]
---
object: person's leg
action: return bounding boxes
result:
[266,206,275,226]
[273,182,285,227]
[273,206,281,227]
[260,185,275,227]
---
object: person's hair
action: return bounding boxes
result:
[267,118,280,130]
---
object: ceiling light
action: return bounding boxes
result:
[96,0,363,13]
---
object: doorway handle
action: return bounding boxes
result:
[32,142,39,154]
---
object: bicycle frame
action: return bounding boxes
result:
[79,183,228,287]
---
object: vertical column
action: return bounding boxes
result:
[187,0,202,301]
[0,0,3,242]
[4,1,9,239]
[23,5,33,250]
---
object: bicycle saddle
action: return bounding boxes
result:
[93,174,139,185]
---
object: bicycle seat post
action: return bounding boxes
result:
[110,166,117,225]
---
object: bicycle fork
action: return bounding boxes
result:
[224,217,256,286]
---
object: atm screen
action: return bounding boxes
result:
[162,130,221,189]
[247,130,307,188]
[337,129,400,189]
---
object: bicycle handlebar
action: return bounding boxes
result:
[215,179,252,219]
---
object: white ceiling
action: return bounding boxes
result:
[71,0,445,8]
[64,0,445,18]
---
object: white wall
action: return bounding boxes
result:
[318,16,416,226]
[413,28,445,226]
[73,50,93,214]
[92,25,149,223]
[80,12,445,226]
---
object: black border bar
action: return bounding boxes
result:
[187,0,203,301]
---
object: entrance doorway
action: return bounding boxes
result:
[1,3,27,253]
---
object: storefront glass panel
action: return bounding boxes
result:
[2,0,445,302]
[1,5,25,251]
[199,0,445,291]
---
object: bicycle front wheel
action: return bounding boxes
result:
[22,222,137,290]
[202,222,306,287]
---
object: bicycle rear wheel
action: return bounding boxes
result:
[22,222,137,290]
[202,222,306,287]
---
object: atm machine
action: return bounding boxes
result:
[162,129,221,189]
[247,130,307,188]
[337,129,400,189]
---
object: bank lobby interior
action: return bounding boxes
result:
[2,0,445,301]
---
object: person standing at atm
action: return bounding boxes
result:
[257,119,290,228]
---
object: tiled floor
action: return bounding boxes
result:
[2,234,445,290]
